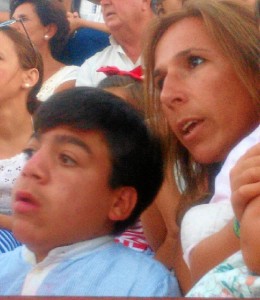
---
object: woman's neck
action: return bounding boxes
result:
[40,48,65,82]
[0,99,33,159]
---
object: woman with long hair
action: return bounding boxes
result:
[142,0,259,286]
[0,26,43,252]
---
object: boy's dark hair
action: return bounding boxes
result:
[10,0,70,59]
[34,87,164,234]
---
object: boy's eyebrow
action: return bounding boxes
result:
[54,134,92,154]
[31,133,92,154]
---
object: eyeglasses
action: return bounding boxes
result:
[0,18,34,50]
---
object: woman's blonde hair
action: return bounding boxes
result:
[143,0,259,221]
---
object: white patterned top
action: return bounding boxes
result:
[37,65,79,102]
[0,153,26,215]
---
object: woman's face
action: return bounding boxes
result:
[153,17,258,164]
[0,31,26,102]
[12,3,47,49]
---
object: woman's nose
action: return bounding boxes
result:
[11,20,23,34]
[160,74,187,109]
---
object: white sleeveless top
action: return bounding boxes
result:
[37,65,79,102]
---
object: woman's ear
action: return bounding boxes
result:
[43,23,57,40]
[22,68,39,89]
[108,187,138,221]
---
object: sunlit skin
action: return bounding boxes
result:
[100,0,145,31]
[12,127,122,262]
[242,0,256,7]
[0,31,28,103]
[154,17,259,164]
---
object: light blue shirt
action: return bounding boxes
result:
[0,235,181,297]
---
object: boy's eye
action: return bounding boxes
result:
[59,154,77,166]
[188,56,205,68]
[23,148,36,160]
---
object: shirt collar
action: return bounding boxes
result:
[22,235,114,267]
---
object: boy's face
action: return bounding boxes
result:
[12,126,119,261]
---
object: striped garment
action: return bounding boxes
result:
[0,230,22,253]
[114,219,151,252]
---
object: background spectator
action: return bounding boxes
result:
[10,0,79,101]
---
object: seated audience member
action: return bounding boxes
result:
[0,26,43,252]
[0,87,181,297]
[143,0,259,286]
[10,0,79,101]
[67,0,108,32]
[187,144,260,297]
[76,0,155,87]
[60,0,110,66]
[97,66,144,112]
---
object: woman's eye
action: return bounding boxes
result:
[23,148,36,160]
[19,16,28,22]
[188,56,205,68]
[154,77,164,92]
[60,154,77,166]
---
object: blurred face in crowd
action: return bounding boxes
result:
[153,17,258,164]
[12,3,49,49]
[100,0,148,31]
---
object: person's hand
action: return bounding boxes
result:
[67,11,81,33]
[230,143,260,222]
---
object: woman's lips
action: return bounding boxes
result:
[177,118,204,142]
[13,191,40,214]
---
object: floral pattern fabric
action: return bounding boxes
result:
[187,251,260,298]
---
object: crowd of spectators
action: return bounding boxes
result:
[0,0,259,297]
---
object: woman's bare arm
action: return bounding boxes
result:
[141,166,191,293]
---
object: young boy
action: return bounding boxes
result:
[0,87,181,297]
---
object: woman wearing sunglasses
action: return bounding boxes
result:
[10,0,79,102]
[0,26,43,252]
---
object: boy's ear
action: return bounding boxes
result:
[22,68,39,89]
[108,187,137,221]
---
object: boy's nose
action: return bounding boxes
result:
[21,151,49,183]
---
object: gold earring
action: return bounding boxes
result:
[24,83,31,88]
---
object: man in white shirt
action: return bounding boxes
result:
[76,0,154,86]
